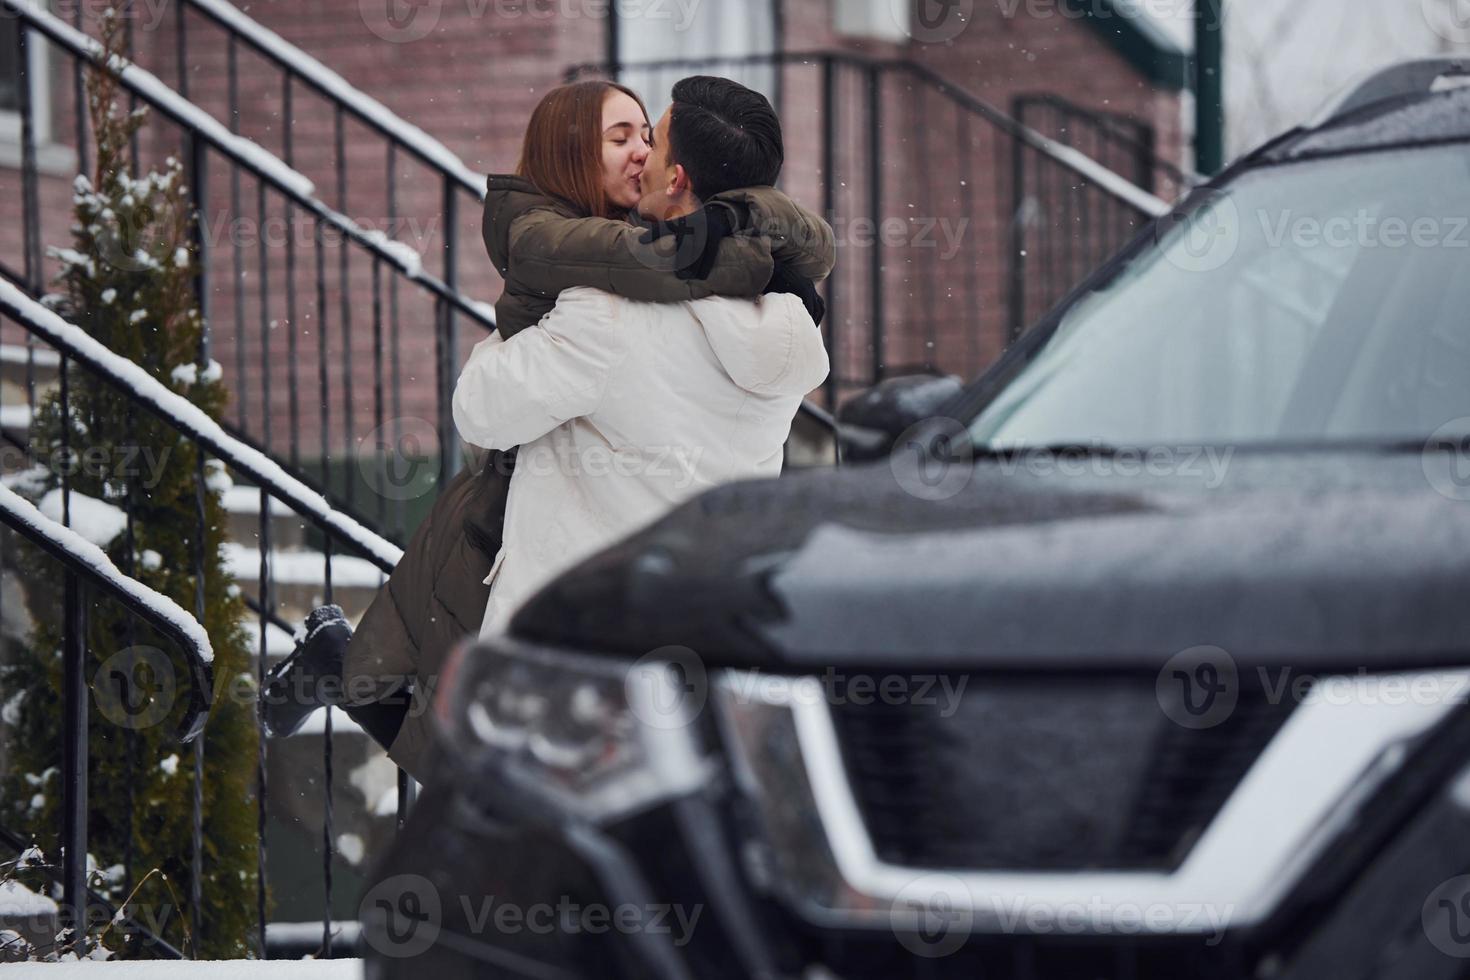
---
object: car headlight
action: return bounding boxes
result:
[435,636,709,824]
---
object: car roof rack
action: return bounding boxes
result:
[1309,58,1470,129]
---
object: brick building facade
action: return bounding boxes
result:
[2,0,1188,482]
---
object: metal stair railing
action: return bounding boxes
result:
[0,481,213,953]
[7,0,496,553]
[0,274,407,960]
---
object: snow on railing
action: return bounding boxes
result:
[2,0,495,330]
[0,482,215,664]
[0,279,405,570]
[187,0,487,196]
[3,0,312,198]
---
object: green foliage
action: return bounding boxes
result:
[0,9,262,959]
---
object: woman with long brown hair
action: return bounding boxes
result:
[263,78,834,784]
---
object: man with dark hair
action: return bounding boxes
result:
[639,74,786,209]
[452,76,833,637]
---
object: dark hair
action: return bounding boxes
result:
[516,80,650,219]
[667,76,784,200]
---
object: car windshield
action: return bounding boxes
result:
[967,143,1470,449]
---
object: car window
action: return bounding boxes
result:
[968,144,1470,448]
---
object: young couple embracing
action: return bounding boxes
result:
[265,75,833,783]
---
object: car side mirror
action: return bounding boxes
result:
[836,373,965,463]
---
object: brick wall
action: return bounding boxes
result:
[1,0,1183,473]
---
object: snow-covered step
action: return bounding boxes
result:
[222,542,386,589]
[0,342,61,378]
[0,402,33,442]
[220,483,310,550]
[241,616,299,661]
[0,345,60,415]
[222,541,385,624]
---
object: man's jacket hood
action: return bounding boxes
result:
[692,294,829,398]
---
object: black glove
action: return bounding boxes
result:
[764,261,826,326]
[637,202,739,281]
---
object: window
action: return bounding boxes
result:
[0,13,51,148]
[615,1,778,119]
[0,17,67,174]
[0,14,20,114]
[834,0,911,43]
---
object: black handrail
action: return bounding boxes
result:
[7,0,493,537]
[177,0,484,198]
[165,0,499,502]
[0,482,214,946]
[1013,91,1193,191]
[0,273,400,959]
[0,279,401,572]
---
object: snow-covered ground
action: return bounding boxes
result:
[3,962,363,977]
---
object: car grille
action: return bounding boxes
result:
[828,675,1297,871]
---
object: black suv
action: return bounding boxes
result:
[365,60,1470,980]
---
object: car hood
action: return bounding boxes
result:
[508,449,1470,672]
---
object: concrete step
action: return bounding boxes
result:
[221,484,311,551]
[222,542,384,625]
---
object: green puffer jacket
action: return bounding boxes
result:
[484,174,835,337]
[343,176,835,783]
